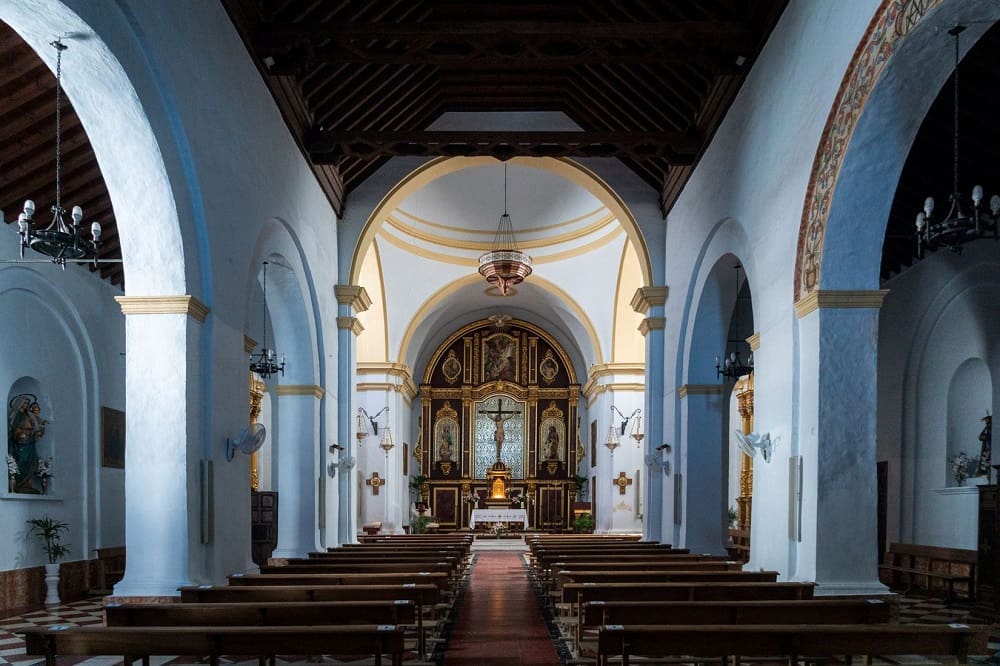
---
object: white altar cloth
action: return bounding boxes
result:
[470,508,528,527]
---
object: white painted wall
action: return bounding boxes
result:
[878,241,1000,550]
[0,259,125,568]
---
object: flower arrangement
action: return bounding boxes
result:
[7,455,18,478]
[490,521,506,537]
[464,492,480,507]
[952,451,970,486]
[26,515,70,564]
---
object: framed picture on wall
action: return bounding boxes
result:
[403,442,409,476]
[590,419,597,467]
[101,407,125,469]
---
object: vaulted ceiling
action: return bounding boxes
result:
[221,0,788,217]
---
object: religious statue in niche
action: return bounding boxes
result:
[441,349,462,384]
[7,394,47,494]
[976,413,992,479]
[482,333,517,382]
[434,402,460,466]
[539,402,565,475]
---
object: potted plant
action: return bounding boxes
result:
[408,474,429,502]
[572,512,595,533]
[571,474,587,500]
[26,515,70,606]
[728,505,738,528]
[410,514,437,534]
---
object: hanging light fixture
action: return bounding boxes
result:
[605,406,621,454]
[916,25,1000,257]
[715,263,754,382]
[478,164,532,295]
[249,261,286,379]
[13,40,101,267]
[357,406,388,443]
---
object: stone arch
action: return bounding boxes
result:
[793,0,1000,300]
[349,156,653,289]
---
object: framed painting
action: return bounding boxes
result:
[590,419,597,468]
[101,407,125,469]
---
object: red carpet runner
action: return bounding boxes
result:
[443,551,561,666]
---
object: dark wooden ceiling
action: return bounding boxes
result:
[883,21,1000,283]
[222,0,788,218]
[0,21,124,287]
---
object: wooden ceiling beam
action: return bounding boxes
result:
[307,129,700,164]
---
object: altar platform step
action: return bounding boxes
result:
[471,536,528,551]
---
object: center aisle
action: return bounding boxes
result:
[443,550,561,666]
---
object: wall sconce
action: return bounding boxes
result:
[605,405,622,454]
[357,406,388,443]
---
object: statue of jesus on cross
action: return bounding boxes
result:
[479,398,521,464]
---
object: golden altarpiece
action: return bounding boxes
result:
[415,318,581,530]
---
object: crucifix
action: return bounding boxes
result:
[479,398,521,463]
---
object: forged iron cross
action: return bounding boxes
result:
[366,471,384,496]
[614,471,633,495]
[479,398,521,463]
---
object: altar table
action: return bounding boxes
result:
[470,508,528,528]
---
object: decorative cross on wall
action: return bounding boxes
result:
[614,471,633,495]
[366,471,385,496]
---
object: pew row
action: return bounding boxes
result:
[22,624,406,666]
[595,623,989,666]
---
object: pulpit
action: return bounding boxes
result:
[485,460,513,508]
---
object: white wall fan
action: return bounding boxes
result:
[226,423,267,461]
[734,430,772,463]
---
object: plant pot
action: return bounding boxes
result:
[43,562,60,607]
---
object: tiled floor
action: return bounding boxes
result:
[443,551,560,666]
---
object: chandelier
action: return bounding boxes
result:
[611,405,643,444]
[915,25,999,257]
[249,261,286,379]
[478,164,532,295]
[14,40,101,267]
[357,406,393,456]
[716,263,753,381]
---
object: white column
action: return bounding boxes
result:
[632,287,667,542]
[112,296,207,598]
[789,290,889,594]
[335,286,371,544]
[272,385,322,558]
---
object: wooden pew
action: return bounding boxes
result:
[542,557,737,583]
[178,584,439,659]
[879,542,977,602]
[561,581,816,621]
[595,623,989,666]
[577,598,891,656]
[228,571,451,592]
[555,569,778,589]
[22,624,405,666]
[105,600,416,627]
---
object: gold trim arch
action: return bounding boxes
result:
[397,272,603,369]
[349,156,652,287]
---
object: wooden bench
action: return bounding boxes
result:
[727,527,750,561]
[595,623,989,666]
[105,599,417,627]
[22,624,405,666]
[361,521,382,536]
[879,542,977,602]
[577,598,891,657]
[178,584,440,659]
[90,546,125,594]
[229,571,452,592]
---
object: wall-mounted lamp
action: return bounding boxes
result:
[357,406,389,442]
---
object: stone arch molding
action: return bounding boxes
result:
[349,156,653,288]
[0,0,188,296]
[794,0,956,300]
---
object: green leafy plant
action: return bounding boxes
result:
[410,514,437,534]
[572,512,595,533]
[728,505,738,527]
[408,474,429,499]
[573,474,588,499]
[26,515,70,564]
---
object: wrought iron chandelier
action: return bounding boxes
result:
[716,263,753,381]
[915,25,1000,257]
[611,405,643,444]
[356,406,393,455]
[249,261,285,379]
[478,164,532,295]
[14,40,101,267]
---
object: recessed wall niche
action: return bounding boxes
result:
[7,377,54,495]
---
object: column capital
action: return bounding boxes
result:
[638,316,666,336]
[794,289,889,318]
[746,332,761,352]
[334,285,372,312]
[337,316,365,335]
[677,384,724,398]
[274,384,325,399]
[630,286,668,314]
[244,335,258,354]
[114,295,210,322]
